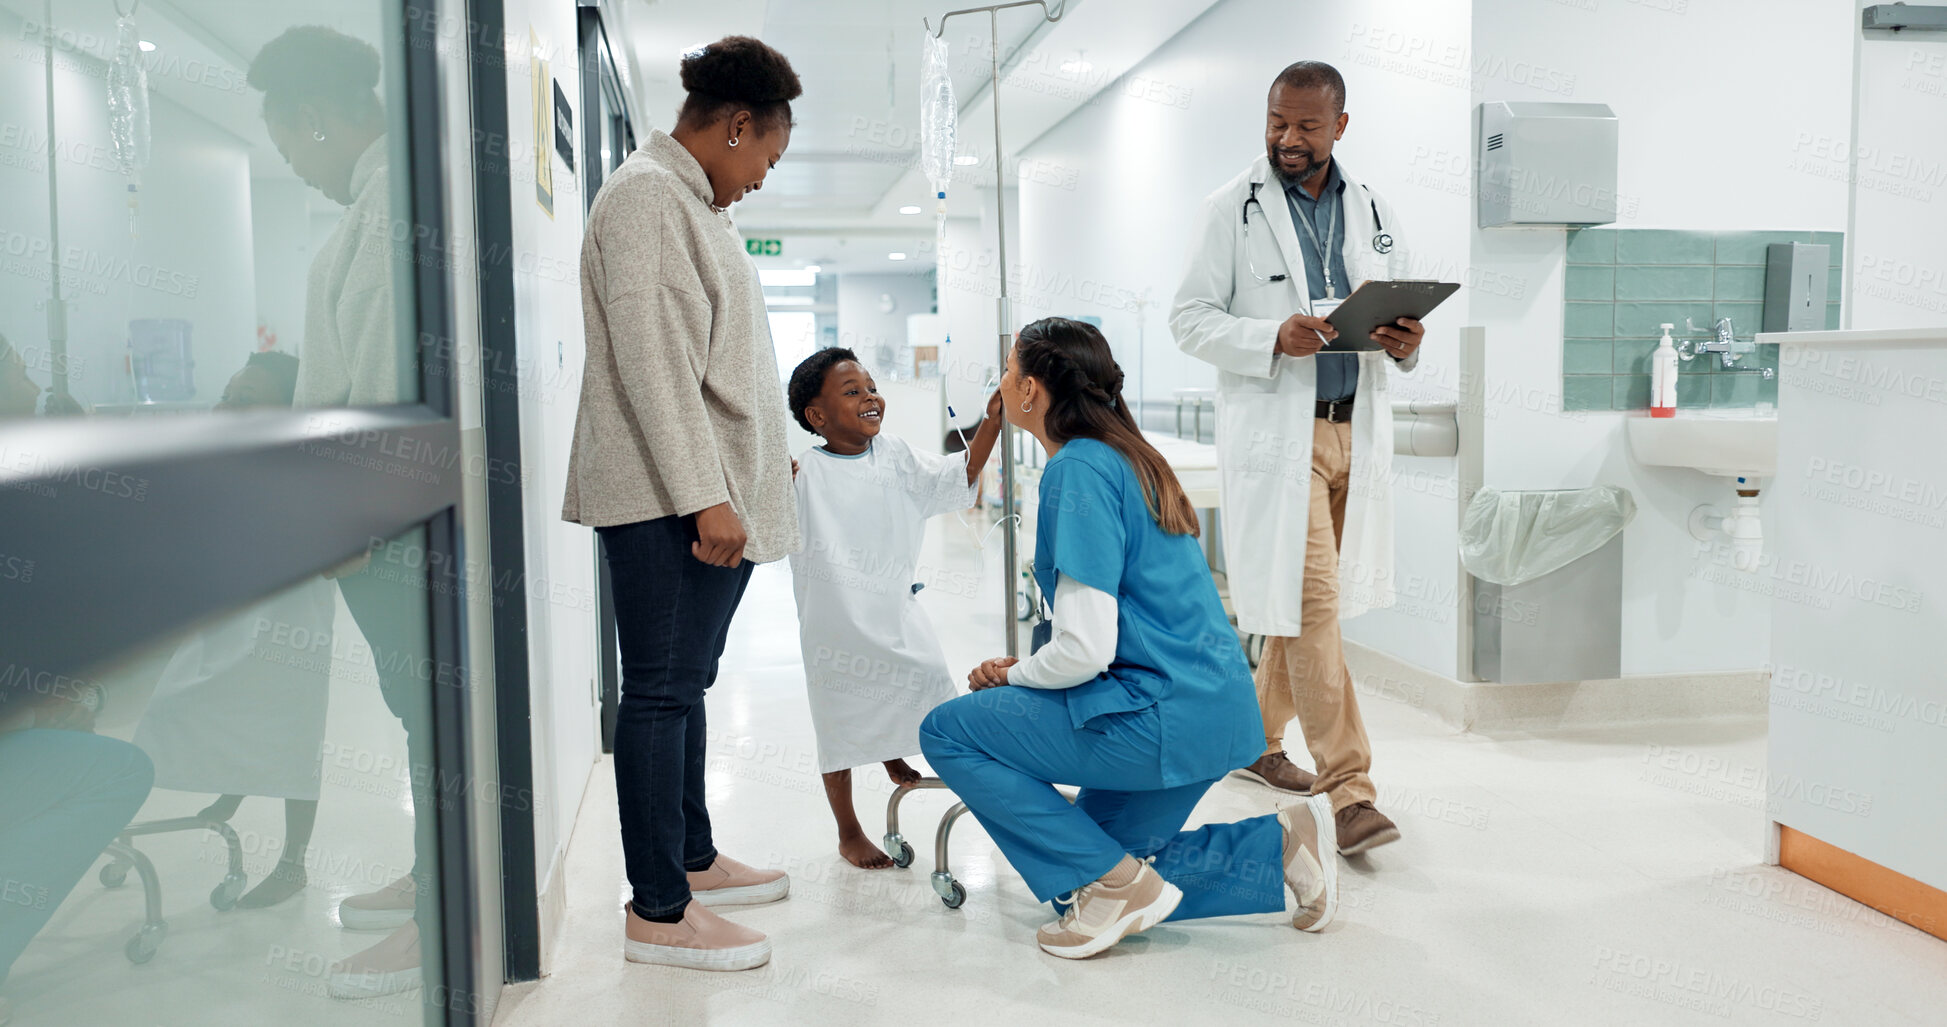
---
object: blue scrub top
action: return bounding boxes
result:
[1033,438,1265,787]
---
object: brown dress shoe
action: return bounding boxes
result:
[1334,801,1401,855]
[1231,752,1317,795]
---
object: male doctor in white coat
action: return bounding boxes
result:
[1171,61,1422,855]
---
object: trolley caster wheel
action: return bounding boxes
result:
[125,924,165,964]
[210,873,247,911]
[940,882,966,909]
[100,861,130,889]
[887,840,915,869]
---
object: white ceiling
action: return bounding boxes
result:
[9,0,1216,276]
[621,0,1057,273]
[619,0,1221,274]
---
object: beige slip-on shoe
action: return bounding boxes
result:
[624,900,771,971]
[687,853,790,907]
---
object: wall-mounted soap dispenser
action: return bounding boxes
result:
[1763,243,1830,333]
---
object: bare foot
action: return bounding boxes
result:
[883,758,922,786]
[838,832,895,869]
[238,860,308,908]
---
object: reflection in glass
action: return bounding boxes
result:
[0,524,440,1025]
[0,3,413,419]
[0,2,442,1023]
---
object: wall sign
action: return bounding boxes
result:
[745,238,782,256]
[531,27,553,218]
[553,79,574,173]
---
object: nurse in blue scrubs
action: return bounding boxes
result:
[920,317,1344,960]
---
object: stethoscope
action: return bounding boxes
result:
[1242,180,1392,285]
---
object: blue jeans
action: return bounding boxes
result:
[0,730,154,984]
[598,516,755,919]
[337,556,437,930]
[920,688,1286,920]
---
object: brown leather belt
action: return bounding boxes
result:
[1315,397,1355,423]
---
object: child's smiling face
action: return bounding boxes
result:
[807,359,885,452]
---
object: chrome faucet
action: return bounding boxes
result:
[1680,316,1774,379]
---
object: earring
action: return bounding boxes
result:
[727,137,739,148]
[1020,399,1032,414]
[312,130,326,142]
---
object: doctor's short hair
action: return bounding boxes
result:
[787,346,861,434]
[1013,318,1200,537]
[1271,60,1346,114]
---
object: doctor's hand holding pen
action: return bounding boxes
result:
[968,657,1018,691]
[1275,313,1337,357]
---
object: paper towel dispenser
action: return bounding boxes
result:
[1477,101,1619,228]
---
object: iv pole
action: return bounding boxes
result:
[924,0,1066,658]
[42,0,71,411]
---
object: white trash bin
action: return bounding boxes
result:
[1462,486,1635,684]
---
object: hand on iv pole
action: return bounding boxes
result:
[960,388,1006,485]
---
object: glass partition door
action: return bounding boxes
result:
[0,1,480,1023]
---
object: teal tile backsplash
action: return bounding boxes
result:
[1562,228,1843,411]
[1615,229,1715,265]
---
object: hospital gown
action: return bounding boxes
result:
[131,577,336,799]
[790,433,976,773]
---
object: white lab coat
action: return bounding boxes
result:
[789,434,975,773]
[132,578,336,799]
[1170,157,1414,638]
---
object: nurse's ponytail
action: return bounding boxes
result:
[1014,318,1200,537]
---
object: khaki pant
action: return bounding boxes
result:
[1253,418,1376,812]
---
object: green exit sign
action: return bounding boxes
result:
[745,238,782,256]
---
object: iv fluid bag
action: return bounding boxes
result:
[920,34,956,291]
[919,33,956,198]
[108,17,151,179]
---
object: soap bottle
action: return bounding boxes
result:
[1650,323,1679,418]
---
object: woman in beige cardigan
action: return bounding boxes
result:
[563,35,802,972]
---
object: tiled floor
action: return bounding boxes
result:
[492,533,1943,1027]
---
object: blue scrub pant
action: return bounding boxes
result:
[919,688,1286,920]
[0,730,154,984]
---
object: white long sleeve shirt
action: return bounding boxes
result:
[1008,574,1118,689]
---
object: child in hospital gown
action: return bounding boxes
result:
[784,347,1001,868]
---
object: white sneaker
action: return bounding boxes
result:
[1280,793,1339,932]
[1035,856,1182,960]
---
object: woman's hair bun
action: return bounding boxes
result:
[680,35,802,105]
[248,26,382,108]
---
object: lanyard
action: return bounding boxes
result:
[1291,185,1340,298]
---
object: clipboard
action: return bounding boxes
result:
[1317,279,1460,351]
